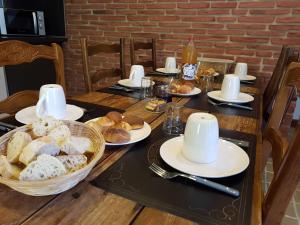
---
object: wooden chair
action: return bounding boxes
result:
[130,38,157,71]
[80,38,125,92]
[263,46,299,121]
[0,40,65,114]
[261,125,300,225]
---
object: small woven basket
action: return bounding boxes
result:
[0,120,105,196]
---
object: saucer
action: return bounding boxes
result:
[238,75,256,81]
[207,90,254,104]
[160,136,249,178]
[156,68,181,74]
[15,104,84,125]
[118,79,155,89]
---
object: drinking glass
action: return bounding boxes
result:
[163,102,183,135]
[200,75,214,93]
[155,84,172,103]
[140,77,153,99]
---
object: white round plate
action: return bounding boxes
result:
[118,79,155,89]
[170,87,201,97]
[207,90,254,104]
[15,104,84,125]
[85,117,151,146]
[160,136,249,178]
[156,68,180,74]
[239,75,256,81]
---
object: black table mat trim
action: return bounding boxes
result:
[91,125,256,225]
[184,92,259,119]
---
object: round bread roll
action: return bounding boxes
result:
[96,116,115,127]
[112,121,132,131]
[106,111,122,123]
[178,84,193,94]
[122,115,144,130]
[102,128,130,143]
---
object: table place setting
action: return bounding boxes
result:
[147,57,181,76]
[91,111,256,225]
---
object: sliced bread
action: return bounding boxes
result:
[48,125,71,147]
[61,136,93,155]
[56,155,87,172]
[31,117,63,137]
[7,131,32,163]
[0,155,22,179]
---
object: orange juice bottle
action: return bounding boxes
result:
[182,37,198,80]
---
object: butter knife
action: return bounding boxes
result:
[208,99,253,111]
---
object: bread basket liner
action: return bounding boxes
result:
[0,120,105,196]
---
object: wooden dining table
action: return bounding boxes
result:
[0,75,262,225]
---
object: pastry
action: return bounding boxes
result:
[102,127,130,143]
[19,154,67,181]
[106,111,122,123]
[7,131,32,163]
[96,116,115,127]
[112,121,132,131]
[145,99,166,112]
[61,136,93,155]
[56,155,87,172]
[122,115,144,129]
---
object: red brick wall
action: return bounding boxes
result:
[63,0,300,94]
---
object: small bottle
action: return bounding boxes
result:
[181,37,198,80]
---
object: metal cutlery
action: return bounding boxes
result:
[0,121,18,132]
[208,99,253,111]
[109,85,134,92]
[149,163,240,197]
[220,137,250,148]
[240,80,255,85]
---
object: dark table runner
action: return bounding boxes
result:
[184,92,259,118]
[97,87,143,99]
[91,125,256,225]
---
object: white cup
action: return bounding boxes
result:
[182,113,219,164]
[220,74,240,100]
[129,65,145,86]
[234,62,248,78]
[35,84,66,119]
[165,57,176,73]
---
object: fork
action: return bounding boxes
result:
[208,99,253,111]
[109,85,134,92]
[149,163,240,197]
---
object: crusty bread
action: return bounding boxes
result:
[7,131,32,163]
[170,80,194,94]
[19,136,60,165]
[96,116,115,127]
[31,117,63,137]
[112,121,132,131]
[102,127,130,143]
[122,115,144,129]
[178,84,193,94]
[48,125,71,146]
[106,111,122,123]
[61,136,93,154]
[56,155,87,172]
[0,155,21,179]
[19,154,66,181]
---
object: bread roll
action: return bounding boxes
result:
[7,131,32,163]
[0,155,21,179]
[86,121,103,133]
[112,121,132,131]
[102,128,130,143]
[106,111,122,123]
[122,115,144,129]
[178,84,193,94]
[19,154,66,181]
[61,136,93,154]
[56,155,87,172]
[48,125,71,146]
[19,136,60,165]
[31,117,63,137]
[96,116,115,127]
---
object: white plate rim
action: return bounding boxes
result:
[118,79,155,89]
[170,87,201,97]
[15,104,84,125]
[156,68,181,74]
[207,90,254,103]
[239,75,256,81]
[85,117,152,146]
[160,136,250,178]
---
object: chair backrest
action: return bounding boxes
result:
[263,46,299,121]
[80,38,125,92]
[0,40,65,91]
[262,125,300,225]
[130,38,157,71]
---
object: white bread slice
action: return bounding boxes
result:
[19,136,60,165]
[31,117,63,137]
[0,155,21,179]
[48,125,71,147]
[19,154,66,181]
[56,155,87,172]
[61,136,93,155]
[7,131,32,163]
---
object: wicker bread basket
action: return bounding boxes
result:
[0,120,105,196]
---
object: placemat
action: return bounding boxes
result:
[91,125,256,225]
[184,92,259,119]
[97,87,143,99]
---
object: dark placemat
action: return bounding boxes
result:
[98,86,142,99]
[91,125,256,225]
[184,92,259,119]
